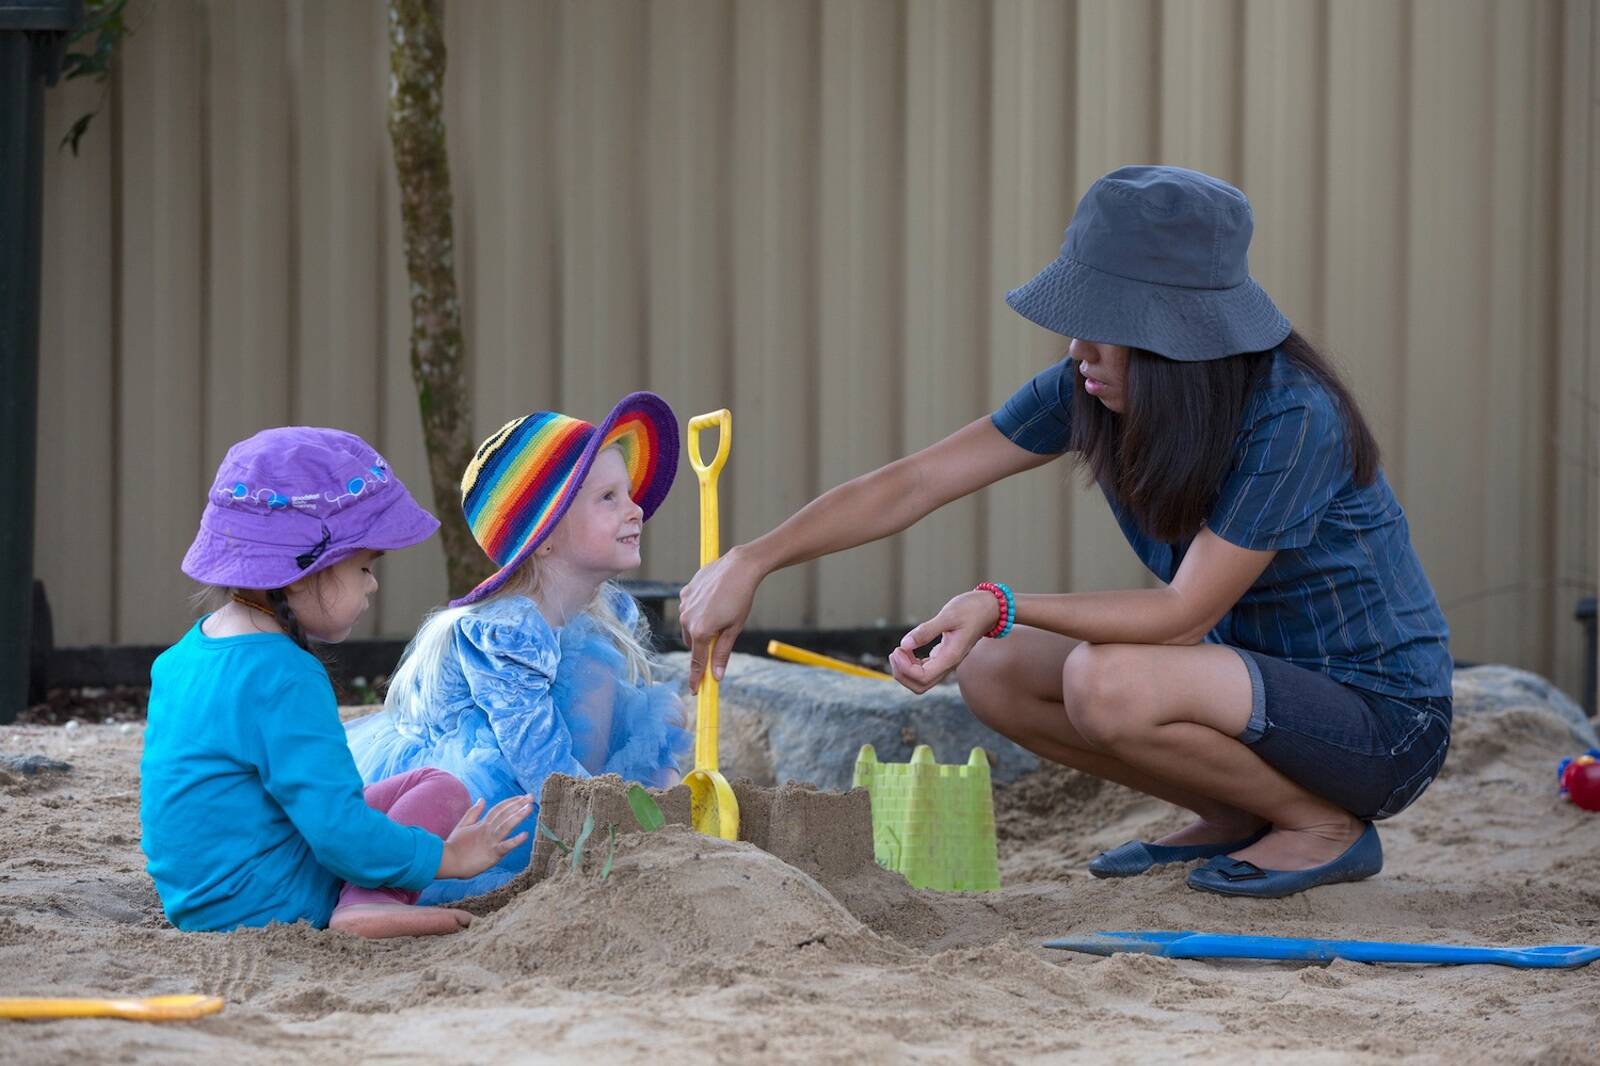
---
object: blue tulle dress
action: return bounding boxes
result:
[344,591,689,903]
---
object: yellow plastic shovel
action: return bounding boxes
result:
[0,994,225,1022]
[685,409,739,841]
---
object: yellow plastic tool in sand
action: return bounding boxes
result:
[766,640,894,682]
[685,409,739,841]
[0,994,225,1022]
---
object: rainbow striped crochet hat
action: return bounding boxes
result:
[451,391,679,606]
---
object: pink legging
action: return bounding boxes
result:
[335,767,470,909]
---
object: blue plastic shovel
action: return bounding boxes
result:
[1044,930,1600,969]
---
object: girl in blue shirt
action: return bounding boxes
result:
[345,393,689,903]
[679,167,1452,899]
[141,428,532,938]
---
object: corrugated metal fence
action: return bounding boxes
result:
[32,0,1600,696]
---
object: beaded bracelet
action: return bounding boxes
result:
[975,581,1015,639]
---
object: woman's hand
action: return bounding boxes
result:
[437,794,533,880]
[887,590,1002,695]
[678,546,765,693]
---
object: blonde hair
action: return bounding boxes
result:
[383,555,656,729]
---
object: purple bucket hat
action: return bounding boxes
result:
[182,427,440,590]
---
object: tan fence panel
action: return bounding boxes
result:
[37,75,115,646]
[901,0,989,621]
[1483,0,1562,672]
[985,0,1074,602]
[815,0,902,626]
[31,0,1599,700]
[642,0,734,613]
[1067,0,1164,594]
[1559,0,1599,699]
[1324,0,1408,490]
[114,0,206,642]
[730,0,822,624]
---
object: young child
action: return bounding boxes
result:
[140,427,533,939]
[345,392,690,902]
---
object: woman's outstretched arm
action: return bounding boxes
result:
[678,416,1057,690]
[889,528,1276,693]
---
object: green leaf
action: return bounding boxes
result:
[535,820,571,855]
[599,824,617,881]
[876,823,902,868]
[626,784,665,832]
[59,113,95,157]
[570,813,596,871]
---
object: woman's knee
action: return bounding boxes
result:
[956,639,1029,730]
[1061,643,1145,750]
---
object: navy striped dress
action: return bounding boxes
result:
[991,352,1452,698]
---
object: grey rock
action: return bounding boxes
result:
[0,753,72,775]
[655,652,1040,792]
[1451,664,1598,748]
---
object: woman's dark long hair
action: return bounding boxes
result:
[1069,329,1380,543]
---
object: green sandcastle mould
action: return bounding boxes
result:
[852,744,1001,892]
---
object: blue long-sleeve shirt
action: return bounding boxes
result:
[140,622,444,931]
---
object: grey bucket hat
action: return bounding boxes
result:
[1005,165,1292,361]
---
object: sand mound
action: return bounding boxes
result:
[1442,705,1579,778]
[459,827,891,984]
[502,772,946,952]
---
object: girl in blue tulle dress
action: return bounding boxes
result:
[345,393,690,903]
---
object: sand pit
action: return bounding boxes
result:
[2,694,1599,1063]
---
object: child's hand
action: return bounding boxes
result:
[437,795,534,880]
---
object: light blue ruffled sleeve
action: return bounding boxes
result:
[606,584,642,628]
[455,607,589,794]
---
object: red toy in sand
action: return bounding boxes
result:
[1557,750,1600,812]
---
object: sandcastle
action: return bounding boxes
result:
[531,773,880,885]
[853,744,1001,892]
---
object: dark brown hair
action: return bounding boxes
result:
[265,588,310,651]
[1069,329,1380,543]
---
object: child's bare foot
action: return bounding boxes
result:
[1151,812,1266,849]
[328,902,472,939]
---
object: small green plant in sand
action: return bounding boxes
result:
[537,814,613,880]
[626,784,665,832]
[536,788,664,883]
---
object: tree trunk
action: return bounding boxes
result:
[386,0,491,598]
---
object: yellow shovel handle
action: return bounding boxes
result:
[766,640,894,682]
[687,408,731,567]
[688,409,732,773]
[0,994,225,1022]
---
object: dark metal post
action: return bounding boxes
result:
[0,1,80,723]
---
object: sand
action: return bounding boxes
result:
[2,702,1598,1064]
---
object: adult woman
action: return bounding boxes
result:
[679,166,1451,898]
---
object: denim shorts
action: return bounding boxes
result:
[1232,648,1452,820]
